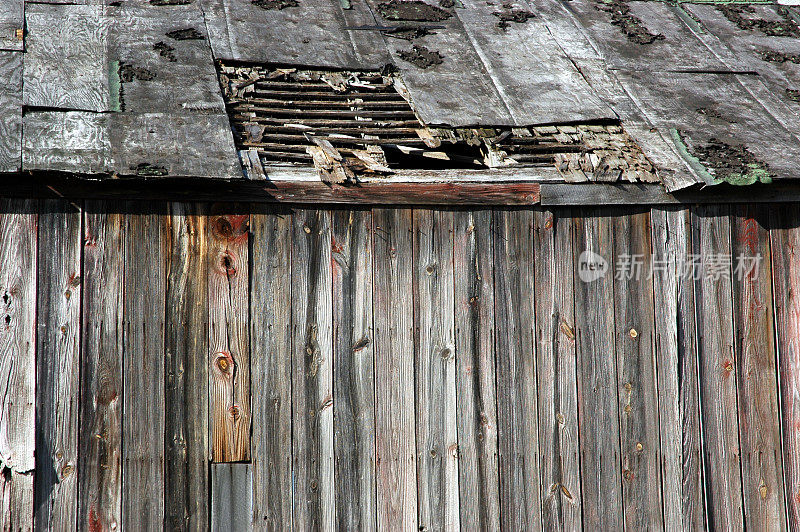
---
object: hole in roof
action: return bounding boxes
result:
[217,62,656,183]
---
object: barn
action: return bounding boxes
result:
[1,0,800,530]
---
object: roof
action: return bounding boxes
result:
[2,0,799,193]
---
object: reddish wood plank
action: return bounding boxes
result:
[208,207,251,462]
[770,204,800,529]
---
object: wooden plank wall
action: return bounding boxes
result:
[3,200,800,530]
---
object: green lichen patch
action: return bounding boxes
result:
[692,138,774,185]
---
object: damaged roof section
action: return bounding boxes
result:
[222,64,658,184]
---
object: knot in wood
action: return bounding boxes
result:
[60,462,74,480]
[215,352,234,374]
[629,328,638,338]
[217,251,238,276]
[229,404,241,420]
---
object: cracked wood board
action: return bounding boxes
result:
[200,0,390,68]
[0,52,21,173]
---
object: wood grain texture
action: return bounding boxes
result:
[731,205,786,530]
[250,209,293,530]
[650,207,705,530]
[122,204,167,530]
[533,208,582,530]
[208,208,251,462]
[0,52,21,173]
[413,209,459,532]
[373,208,417,531]
[0,199,36,532]
[572,209,623,530]
[0,199,36,474]
[0,0,23,51]
[331,209,376,531]
[453,210,500,531]
[165,203,209,530]
[211,463,253,532]
[769,204,800,530]
[78,204,124,531]
[692,205,744,530]
[34,200,82,530]
[291,209,335,531]
[493,209,542,530]
[611,210,663,529]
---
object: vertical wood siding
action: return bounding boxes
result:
[5,201,800,530]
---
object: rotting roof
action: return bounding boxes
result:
[1,0,799,193]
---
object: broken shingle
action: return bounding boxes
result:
[398,45,444,68]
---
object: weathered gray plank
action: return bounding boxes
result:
[78,204,124,531]
[211,463,253,532]
[532,209,582,530]
[165,203,209,530]
[493,209,542,530]
[250,209,293,530]
[413,209,459,531]
[769,204,800,529]
[331,209,376,530]
[200,0,389,68]
[291,209,335,530]
[373,208,417,531]
[23,4,111,111]
[1,470,33,531]
[0,200,36,531]
[572,209,623,529]
[731,204,786,529]
[122,204,167,530]
[0,0,22,51]
[611,210,663,529]
[208,209,251,462]
[650,207,704,530]
[34,200,82,530]
[454,5,614,126]
[0,52,21,173]
[691,205,743,529]
[22,111,112,175]
[453,210,500,531]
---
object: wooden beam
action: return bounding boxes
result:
[211,463,252,532]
